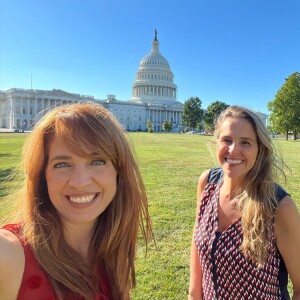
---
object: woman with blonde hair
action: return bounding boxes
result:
[189,106,300,299]
[0,102,152,300]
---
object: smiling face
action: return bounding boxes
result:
[216,116,259,183]
[45,136,117,227]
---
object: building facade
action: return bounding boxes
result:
[0,30,183,132]
[0,88,93,131]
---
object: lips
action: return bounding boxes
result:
[68,193,97,204]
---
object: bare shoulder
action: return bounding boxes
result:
[275,195,300,228]
[0,229,25,300]
[0,228,23,261]
[275,195,300,240]
[197,169,210,195]
[196,169,211,206]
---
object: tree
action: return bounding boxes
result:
[196,122,204,132]
[182,97,204,130]
[203,101,229,131]
[146,119,154,133]
[268,72,300,140]
[162,120,172,132]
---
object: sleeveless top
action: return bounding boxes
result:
[2,224,112,300]
[194,168,290,300]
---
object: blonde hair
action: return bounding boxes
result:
[11,102,152,299]
[214,105,286,266]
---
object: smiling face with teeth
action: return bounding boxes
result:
[216,116,259,183]
[45,136,117,226]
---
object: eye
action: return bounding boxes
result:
[221,138,232,145]
[241,140,251,145]
[54,162,70,168]
[91,159,106,166]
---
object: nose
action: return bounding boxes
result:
[228,142,239,154]
[68,166,92,189]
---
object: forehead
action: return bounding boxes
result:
[219,117,256,138]
[47,135,98,158]
[47,136,74,155]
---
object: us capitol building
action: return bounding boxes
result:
[0,30,183,132]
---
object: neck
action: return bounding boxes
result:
[63,221,95,260]
[220,178,243,201]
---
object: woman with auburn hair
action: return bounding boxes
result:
[189,106,300,299]
[0,102,152,300]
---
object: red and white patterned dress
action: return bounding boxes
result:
[194,168,290,300]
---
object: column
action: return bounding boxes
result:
[10,97,14,129]
[34,98,37,115]
[27,98,30,116]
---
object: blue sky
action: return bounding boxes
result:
[1,0,300,114]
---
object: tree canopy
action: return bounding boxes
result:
[268,72,300,140]
[182,97,204,130]
[203,101,229,131]
[162,120,172,132]
[146,119,154,133]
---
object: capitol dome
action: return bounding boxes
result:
[131,30,178,105]
[139,50,170,69]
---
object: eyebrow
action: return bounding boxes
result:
[220,135,255,142]
[48,155,72,164]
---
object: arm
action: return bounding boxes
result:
[275,196,300,300]
[0,229,25,300]
[189,238,203,300]
[189,170,210,300]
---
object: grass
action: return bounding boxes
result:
[0,132,299,299]
[0,133,25,201]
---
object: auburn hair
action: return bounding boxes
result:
[13,102,152,299]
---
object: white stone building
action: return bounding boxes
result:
[0,30,183,132]
[0,88,93,131]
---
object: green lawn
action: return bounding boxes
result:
[0,133,299,299]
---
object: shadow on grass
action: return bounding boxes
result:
[0,168,16,181]
[0,153,14,157]
[0,168,19,197]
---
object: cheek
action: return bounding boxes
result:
[45,173,56,191]
[216,144,227,156]
[45,171,63,201]
[251,147,259,160]
[97,170,117,188]
[108,173,118,191]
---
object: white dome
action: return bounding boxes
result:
[140,51,170,69]
[131,30,177,105]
